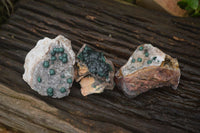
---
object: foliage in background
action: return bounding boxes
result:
[177,0,200,17]
[0,0,16,25]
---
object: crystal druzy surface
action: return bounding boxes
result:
[76,44,115,96]
[77,45,112,78]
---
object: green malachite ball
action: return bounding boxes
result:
[53,48,60,53]
[51,56,56,61]
[98,72,104,77]
[77,54,83,61]
[53,48,57,52]
[62,53,68,58]
[84,46,88,51]
[59,56,63,60]
[153,56,157,60]
[37,77,42,83]
[60,87,66,93]
[49,69,55,75]
[61,74,65,78]
[95,87,101,91]
[51,51,56,56]
[139,46,143,51]
[137,57,142,62]
[62,58,68,63]
[132,58,135,63]
[145,52,149,57]
[56,48,60,52]
[47,88,53,96]
[59,48,64,53]
[47,87,53,93]
[43,61,49,68]
[147,60,152,64]
[63,54,68,58]
[67,78,72,84]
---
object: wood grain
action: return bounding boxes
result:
[0,0,200,132]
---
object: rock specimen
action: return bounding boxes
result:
[23,35,75,98]
[76,44,115,96]
[115,44,181,98]
[136,0,187,17]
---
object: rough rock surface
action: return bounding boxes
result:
[76,44,115,96]
[23,35,75,98]
[115,44,181,98]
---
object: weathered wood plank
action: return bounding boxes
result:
[0,0,200,132]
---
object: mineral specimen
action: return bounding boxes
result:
[115,44,181,98]
[76,44,115,96]
[23,35,75,98]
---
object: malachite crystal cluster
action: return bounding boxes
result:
[23,35,75,98]
[131,46,156,65]
[37,47,72,97]
[77,46,112,78]
[51,47,68,64]
[76,44,115,96]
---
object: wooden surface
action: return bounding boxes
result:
[0,0,200,132]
